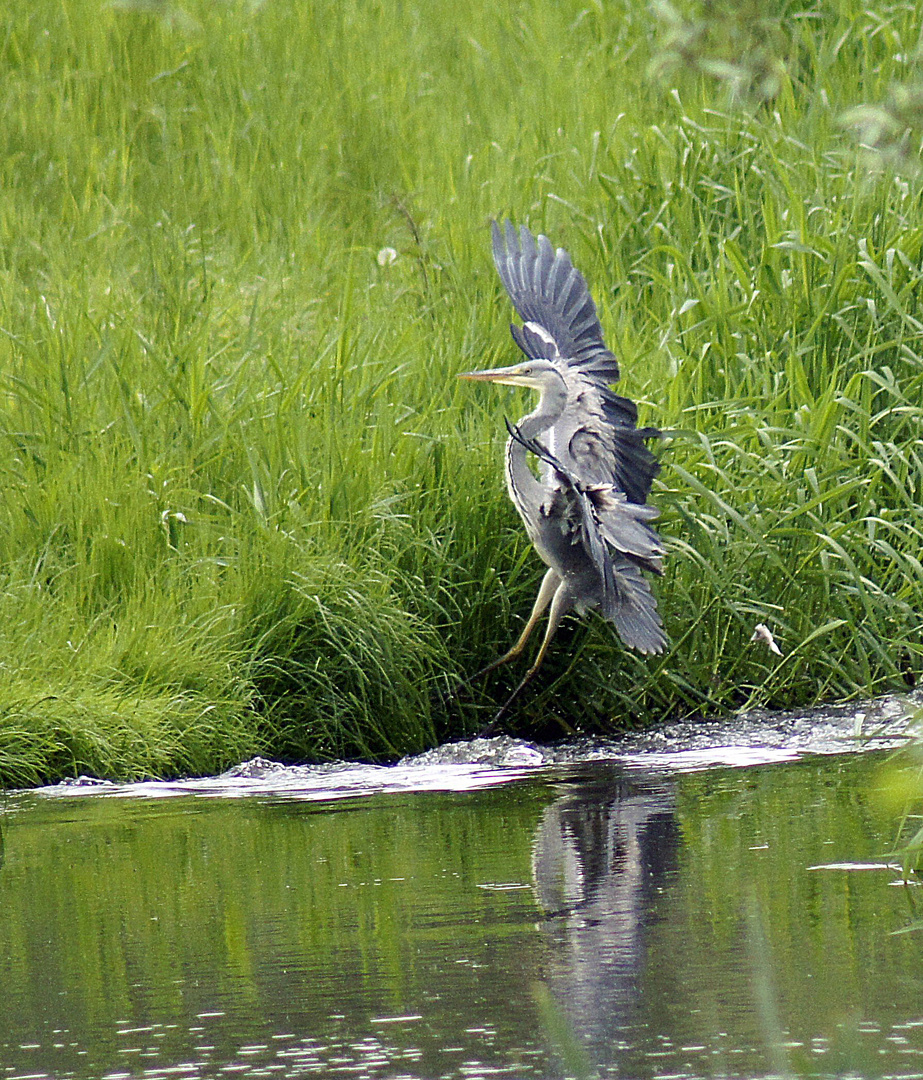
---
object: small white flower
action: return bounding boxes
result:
[377,247,398,267]
[751,623,783,656]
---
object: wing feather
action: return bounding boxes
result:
[607,560,666,654]
[492,219,621,382]
[492,219,661,503]
[505,420,666,654]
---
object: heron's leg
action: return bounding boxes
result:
[449,569,560,698]
[481,569,561,672]
[486,578,574,730]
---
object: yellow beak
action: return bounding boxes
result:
[457,365,527,386]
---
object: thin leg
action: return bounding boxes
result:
[449,569,560,699]
[485,579,574,731]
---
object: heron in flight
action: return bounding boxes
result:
[458,220,666,721]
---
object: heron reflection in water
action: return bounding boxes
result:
[458,221,666,721]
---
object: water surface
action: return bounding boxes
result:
[1,702,922,1079]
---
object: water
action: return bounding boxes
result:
[1,698,922,1080]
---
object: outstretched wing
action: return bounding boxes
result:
[492,220,661,505]
[505,420,666,655]
[491,220,620,385]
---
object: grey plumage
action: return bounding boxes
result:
[506,419,665,654]
[457,220,667,721]
[491,220,660,502]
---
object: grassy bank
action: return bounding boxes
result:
[2,0,923,784]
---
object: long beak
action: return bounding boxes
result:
[457,364,522,384]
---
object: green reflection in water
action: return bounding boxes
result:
[0,753,921,1080]
[0,783,555,1077]
[639,755,923,1078]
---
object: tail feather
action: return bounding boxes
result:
[604,560,667,655]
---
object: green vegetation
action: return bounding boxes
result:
[2,0,923,783]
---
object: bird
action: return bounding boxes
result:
[457,220,666,723]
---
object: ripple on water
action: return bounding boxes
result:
[27,688,919,804]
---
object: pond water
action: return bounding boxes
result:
[1,697,922,1080]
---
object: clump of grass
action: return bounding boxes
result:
[0,572,259,786]
[240,540,445,761]
[1,0,923,783]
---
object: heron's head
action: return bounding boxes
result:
[457,358,563,391]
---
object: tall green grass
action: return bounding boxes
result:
[1,0,923,783]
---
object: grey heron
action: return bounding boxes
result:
[458,220,666,722]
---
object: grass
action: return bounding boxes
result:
[1,0,923,783]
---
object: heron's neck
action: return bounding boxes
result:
[505,380,567,514]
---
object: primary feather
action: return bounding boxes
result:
[491,220,660,505]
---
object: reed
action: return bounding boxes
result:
[1,0,922,782]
